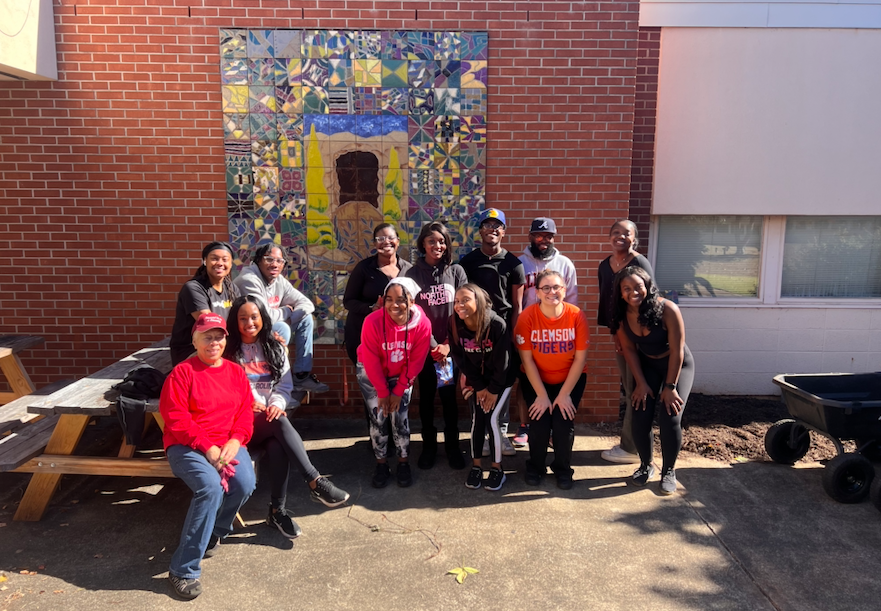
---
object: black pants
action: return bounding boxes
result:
[250,413,320,509]
[631,345,695,471]
[416,355,459,446]
[521,373,587,478]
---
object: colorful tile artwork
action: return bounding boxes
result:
[220,29,488,343]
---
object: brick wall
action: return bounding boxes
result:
[0,1,639,422]
[628,26,660,251]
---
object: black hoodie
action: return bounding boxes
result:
[405,258,468,348]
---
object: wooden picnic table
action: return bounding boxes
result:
[12,338,174,521]
[0,335,44,405]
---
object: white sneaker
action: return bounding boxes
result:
[601,445,641,464]
[482,437,490,457]
[501,435,517,457]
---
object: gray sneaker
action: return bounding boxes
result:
[169,575,202,600]
[631,463,656,487]
[500,435,517,457]
[292,373,329,393]
[310,477,350,508]
[659,468,677,495]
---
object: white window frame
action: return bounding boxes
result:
[648,215,881,308]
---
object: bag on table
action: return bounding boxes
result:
[113,364,167,446]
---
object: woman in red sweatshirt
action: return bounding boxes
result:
[356,277,432,489]
[159,312,255,600]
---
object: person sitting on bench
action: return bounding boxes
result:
[233,245,328,395]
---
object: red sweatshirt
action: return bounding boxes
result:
[357,304,432,398]
[159,356,254,453]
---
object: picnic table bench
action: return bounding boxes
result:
[6,339,175,521]
[0,335,44,405]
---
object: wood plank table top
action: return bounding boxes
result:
[0,335,44,359]
[27,338,170,417]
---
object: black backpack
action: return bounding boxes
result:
[113,365,168,445]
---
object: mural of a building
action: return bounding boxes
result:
[220,29,488,343]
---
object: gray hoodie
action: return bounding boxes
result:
[233,263,315,326]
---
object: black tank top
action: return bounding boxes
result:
[623,312,670,357]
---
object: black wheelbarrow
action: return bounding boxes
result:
[767,372,881,504]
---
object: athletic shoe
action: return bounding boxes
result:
[631,463,656,487]
[396,462,413,487]
[292,372,330,393]
[169,575,202,600]
[482,437,490,457]
[501,435,517,456]
[203,534,220,558]
[556,473,573,490]
[447,445,466,470]
[267,506,302,539]
[512,424,529,447]
[372,462,391,488]
[659,468,677,495]
[310,476,350,508]
[485,467,506,491]
[525,471,542,486]
[465,466,483,489]
[418,438,437,469]
[288,391,304,410]
[601,444,641,464]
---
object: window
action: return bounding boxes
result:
[781,216,881,298]
[654,216,763,298]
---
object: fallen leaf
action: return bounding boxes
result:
[446,565,478,584]
[53,589,64,594]
[0,574,6,582]
[94,554,103,559]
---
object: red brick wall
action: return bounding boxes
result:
[628,26,660,251]
[0,1,639,422]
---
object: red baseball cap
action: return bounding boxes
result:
[191,312,228,337]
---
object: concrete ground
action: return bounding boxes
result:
[2,418,880,611]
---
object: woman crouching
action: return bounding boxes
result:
[357,278,431,488]
[159,313,256,600]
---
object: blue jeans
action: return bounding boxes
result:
[356,363,412,460]
[272,312,314,375]
[166,444,256,579]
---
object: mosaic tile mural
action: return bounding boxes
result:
[220,30,489,343]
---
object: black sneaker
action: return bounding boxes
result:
[417,440,437,470]
[396,462,413,487]
[465,466,483,489]
[373,462,392,488]
[169,574,202,600]
[631,463,656,487]
[203,534,220,558]
[556,473,573,490]
[485,467,506,491]
[310,477,350,508]
[525,471,542,486]
[292,372,329,393]
[446,445,466,470]
[659,467,677,495]
[266,506,302,539]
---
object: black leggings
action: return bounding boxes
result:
[250,413,321,509]
[416,355,459,443]
[631,345,695,471]
[521,373,587,478]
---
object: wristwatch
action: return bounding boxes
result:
[664,382,677,390]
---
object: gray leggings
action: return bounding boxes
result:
[356,363,413,460]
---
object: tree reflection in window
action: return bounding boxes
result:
[337,151,379,208]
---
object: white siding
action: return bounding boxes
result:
[0,0,57,81]
[682,307,881,395]
[640,0,881,28]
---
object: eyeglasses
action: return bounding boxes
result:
[374,235,398,243]
[262,256,285,265]
[481,221,504,231]
[538,285,565,294]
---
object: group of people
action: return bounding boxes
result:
[158,212,695,600]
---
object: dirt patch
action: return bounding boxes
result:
[589,393,848,464]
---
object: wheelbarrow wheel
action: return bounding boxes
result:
[765,419,810,464]
[870,476,881,512]
[822,453,874,504]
